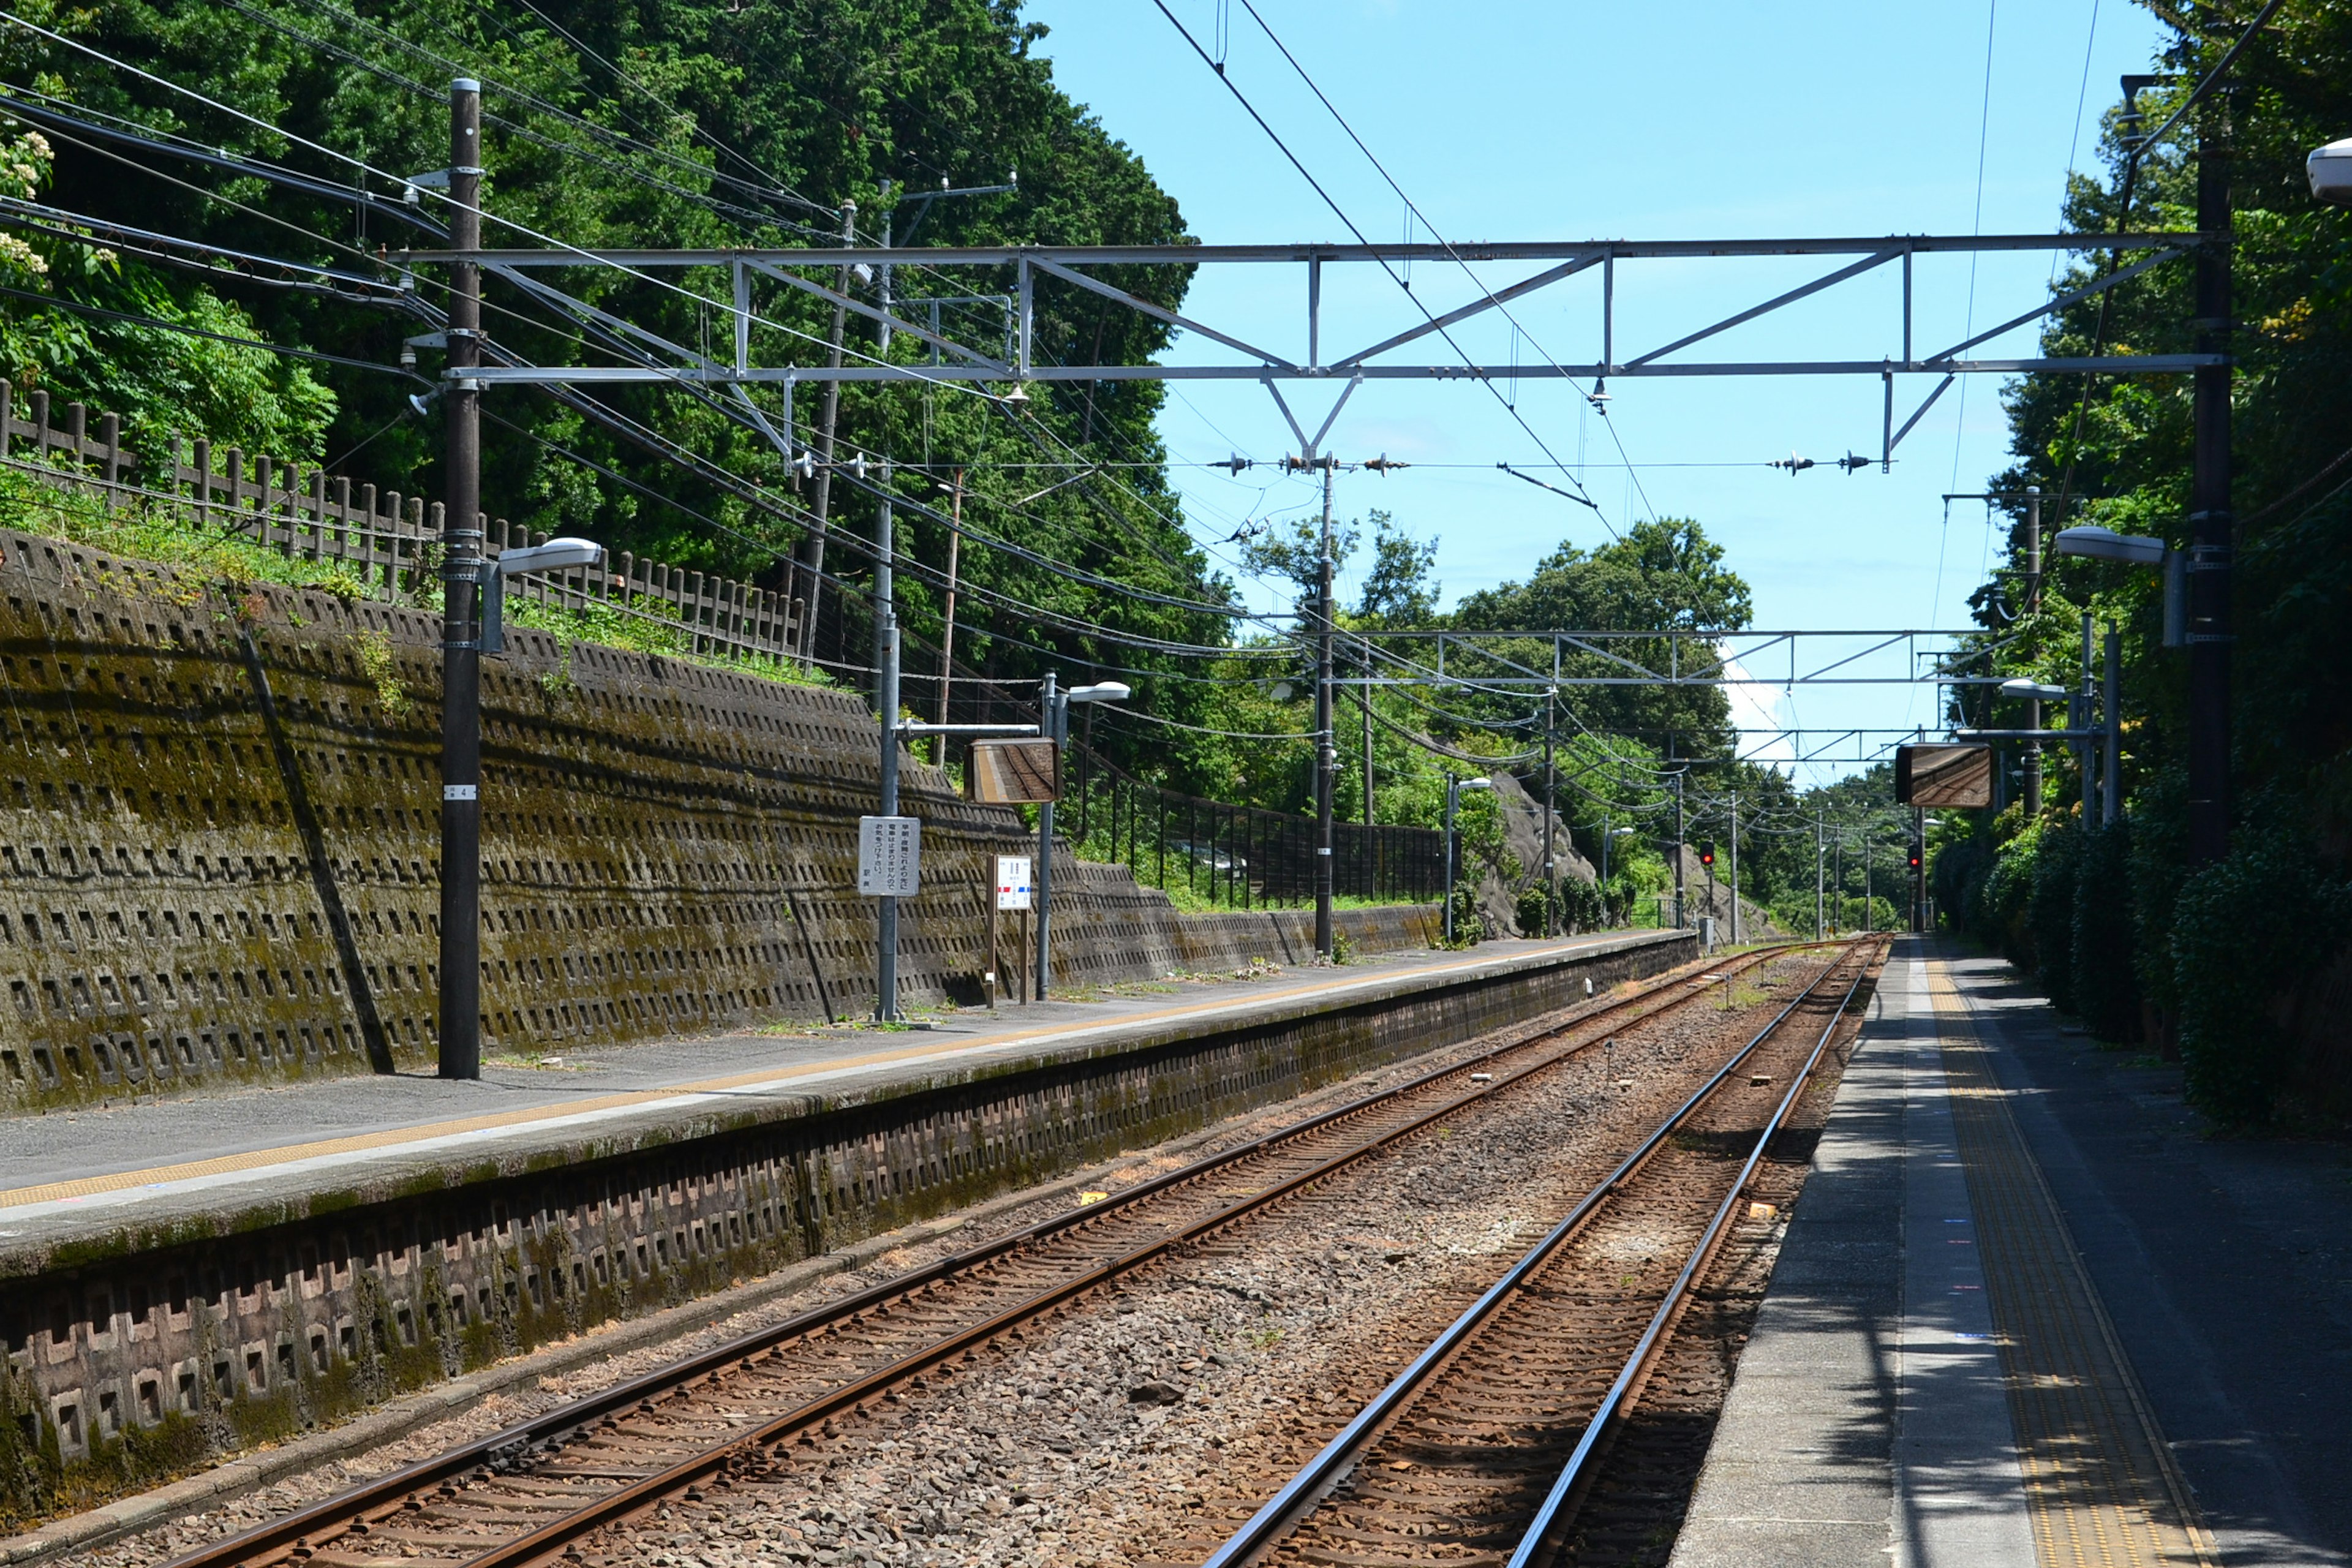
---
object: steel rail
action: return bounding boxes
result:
[1504,945,1879,1567]
[159,941,1817,1568]
[1196,939,1877,1568]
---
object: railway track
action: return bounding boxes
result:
[1190,938,1884,1568]
[159,941,1858,1568]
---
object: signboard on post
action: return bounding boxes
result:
[1896,744,1993,808]
[857,815,922,896]
[995,854,1033,911]
[968,739,1061,804]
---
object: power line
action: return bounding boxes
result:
[1148,0,1624,540]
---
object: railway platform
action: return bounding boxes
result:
[1670,936,2352,1568]
[0,927,1675,1257]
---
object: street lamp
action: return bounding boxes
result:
[1442,775,1494,945]
[476,537,605,655]
[1033,677,1129,997]
[440,534,606,1079]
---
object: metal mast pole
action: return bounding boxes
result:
[1314,464,1336,957]
[1541,689,1557,937]
[2088,606,2107,823]
[1671,771,1686,930]
[933,470,964,765]
[1727,786,1740,944]
[2188,113,2233,864]
[1815,809,1825,941]
[873,464,900,1022]
[1442,775,1458,946]
[2024,486,2043,815]
[2103,623,2122,826]
[1036,672,1060,998]
[796,198,856,664]
[437,77,484,1080]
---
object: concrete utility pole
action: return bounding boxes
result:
[1727,786,1740,944]
[2188,112,2233,864]
[2024,485,2043,815]
[437,77,485,1080]
[1815,809,1825,941]
[2088,606,2107,823]
[796,198,857,665]
[1671,771,1687,930]
[1035,671,1058,997]
[873,464,902,1022]
[1541,688,1557,937]
[933,470,964,765]
[1314,464,1336,957]
[2103,622,2122,825]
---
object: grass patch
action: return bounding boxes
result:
[0,462,836,691]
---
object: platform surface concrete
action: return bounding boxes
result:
[0,929,1675,1259]
[1668,937,2313,1568]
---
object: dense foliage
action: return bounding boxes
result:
[1931,0,2352,1122]
[0,0,1810,935]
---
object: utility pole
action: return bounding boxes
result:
[933,469,964,765]
[437,77,484,1081]
[2088,606,2107,823]
[1541,688,1557,937]
[1035,671,1058,997]
[873,463,902,1022]
[1671,771,1686,930]
[2024,485,2043,815]
[1863,835,1872,932]
[1815,809,1825,941]
[1833,829,1843,935]
[2188,110,2233,864]
[1360,652,1374,831]
[1727,785,1740,944]
[1314,463,1336,957]
[796,198,857,665]
[2103,622,2122,826]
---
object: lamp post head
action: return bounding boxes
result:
[498,537,606,575]
[1066,681,1131,704]
[2310,137,2352,205]
[2053,525,2166,566]
[1459,777,1496,794]
[2000,678,2070,702]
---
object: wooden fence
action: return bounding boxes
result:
[0,380,803,663]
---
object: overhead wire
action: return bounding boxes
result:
[1148,0,1624,540]
[1228,0,1655,529]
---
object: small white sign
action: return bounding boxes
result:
[858,815,922,897]
[995,854,1033,911]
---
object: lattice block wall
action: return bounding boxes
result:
[0,529,1040,1109]
[0,529,1442,1112]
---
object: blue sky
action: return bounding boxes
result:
[1019,0,2168,782]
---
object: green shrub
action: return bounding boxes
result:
[2070,818,2139,1042]
[2029,821,2083,1011]
[2171,801,2345,1123]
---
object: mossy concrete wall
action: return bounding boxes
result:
[0,527,1435,1112]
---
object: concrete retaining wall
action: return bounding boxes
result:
[0,528,1435,1113]
[0,930,1689,1528]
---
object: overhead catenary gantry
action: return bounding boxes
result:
[407,231,2211,469]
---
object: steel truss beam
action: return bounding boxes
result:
[412,232,2214,389]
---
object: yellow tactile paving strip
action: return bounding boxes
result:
[0,941,1600,1214]
[1932,957,2215,1568]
